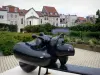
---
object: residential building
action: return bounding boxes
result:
[25,8,39,26]
[86,15,96,24]
[25,6,60,27]
[75,17,86,25]
[60,14,66,27]
[66,15,77,27]
[0,7,7,24]
[1,5,28,32]
[41,6,60,26]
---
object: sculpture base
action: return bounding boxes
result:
[44,63,100,75]
[1,66,77,75]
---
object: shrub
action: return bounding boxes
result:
[64,37,71,42]
[84,32,100,39]
[75,39,83,44]
[0,23,17,32]
[70,31,100,39]
[0,31,33,56]
[69,23,100,32]
[24,23,56,33]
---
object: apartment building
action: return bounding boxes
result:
[66,15,77,27]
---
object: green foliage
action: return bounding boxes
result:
[70,31,100,39]
[24,23,56,33]
[75,39,83,44]
[0,23,17,32]
[96,9,100,24]
[69,23,100,32]
[0,31,33,56]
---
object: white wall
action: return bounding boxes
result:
[17,16,25,32]
[66,15,77,27]
[25,8,39,26]
[39,17,44,24]
[0,11,7,24]
[48,17,60,26]
[7,13,19,25]
[27,18,39,25]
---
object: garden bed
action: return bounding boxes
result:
[74,44,100,52]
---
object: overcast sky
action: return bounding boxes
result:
[0,0,99,17]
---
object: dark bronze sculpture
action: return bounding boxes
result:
[13,32,75,75]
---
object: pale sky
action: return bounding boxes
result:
[0,0,99,17]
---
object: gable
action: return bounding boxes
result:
[42,6,59,17]
[25,8,39,19]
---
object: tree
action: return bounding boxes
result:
[96,9,100,24]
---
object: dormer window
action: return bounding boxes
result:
[44,12,46,15]
[6,7,9,12]
[50,12,53,15]
[55,13,57,15]
[15,8,17,12]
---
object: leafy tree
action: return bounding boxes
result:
[96,9,100,24]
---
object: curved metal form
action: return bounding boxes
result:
[13,42,51,66]
[13,32,75,74]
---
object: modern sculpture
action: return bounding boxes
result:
[13,32,75,75]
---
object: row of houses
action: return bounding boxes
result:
[0,5,96,32]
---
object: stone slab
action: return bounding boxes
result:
[1,66,78,75]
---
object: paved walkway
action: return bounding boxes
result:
[0,48,100,73]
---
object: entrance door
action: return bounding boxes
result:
[30,21,31,25]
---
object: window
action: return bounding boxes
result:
[21,18,23,24]
[0,15,4,19]
[55,13,57,15]
[15,8,17,12]
[44,12,46,15]
[10,21,13,25]
[41,19,42,24]
[15,15,17,18]
[50,12,53,15]
[11,14,13,18]
[6,7,9,11]
[30,21,31,25]
[56,18,58,21]
[15,21,17,25]
[47,17,48,20]
[44,17,46,20]
[56,23,58,26]
[27,21,28,25]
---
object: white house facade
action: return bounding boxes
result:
[0,5,81,32]
[0,8,8,24]
[25,8,40,26]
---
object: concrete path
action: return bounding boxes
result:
[0,48,100,73]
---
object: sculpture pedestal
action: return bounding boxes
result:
[1,66,77,75]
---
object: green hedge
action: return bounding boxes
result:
[0,23,17,32]
[70,31,100,39]
[69,23,100,32]
[0,31,33,56]
[24,23,56,33]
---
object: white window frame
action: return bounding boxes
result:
[15,8,17,12]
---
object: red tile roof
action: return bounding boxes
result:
[19,9,28,16]
[43,6,59,17]
[0,7,7,11]
[2,5,20,13]
[78,17,86,21]
[36,11,43,17]
[2,5,28,16]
